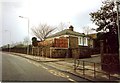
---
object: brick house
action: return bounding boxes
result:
[38,26,93,47]
[36,25,93,58]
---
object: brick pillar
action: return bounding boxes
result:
[100,40,119,73]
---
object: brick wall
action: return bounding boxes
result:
[53,37,68,48]
[69,36,78,48]
[71,47,91,59]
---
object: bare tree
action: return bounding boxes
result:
[82,26,93,35]
[57,22,67,31]
[23,36,30,45]
[31,23,56,41]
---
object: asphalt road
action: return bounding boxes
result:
[2,52,89,82]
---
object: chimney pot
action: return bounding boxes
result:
[69,25,74,31]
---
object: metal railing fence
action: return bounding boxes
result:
[73,59,120,81]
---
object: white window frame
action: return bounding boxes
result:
[84,37,88,46]
[78,37,83,45]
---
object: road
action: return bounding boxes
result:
[2,52,89,82]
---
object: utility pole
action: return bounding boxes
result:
[116,0,120,64]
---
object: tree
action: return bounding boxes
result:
[13,42,26,48]
[82,26,93,35]
[90,0,117,33]
[89,0,118,53]
[57,22,67,31]
[31,23,56,41]
[23,36,30,46]
[32,37,38,46]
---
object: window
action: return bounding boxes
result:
[78,37,83,45]
[84,37,88,46]
[78,37,88,46]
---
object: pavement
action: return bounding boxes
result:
[8,52,120,82]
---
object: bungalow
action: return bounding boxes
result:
[36,25,94,58]
[38,25,93,48]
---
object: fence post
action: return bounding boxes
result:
[37,47,39,56]
[94,63,96,78]
[77,59,80,67]
[74,58,76,70]
[83,61,85,75]
[50,47,52,58]
[32,47,33,55]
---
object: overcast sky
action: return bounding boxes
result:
[1,0,104,46]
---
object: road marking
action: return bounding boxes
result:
[68,78,76,82]
[26,59,77,82]
[48,69,76,82]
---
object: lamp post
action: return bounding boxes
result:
[19,16,30,55]
[116,1,120,64]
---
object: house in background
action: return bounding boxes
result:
[87,33,100,54]
[35,25,94,58]
[87,33,97,46]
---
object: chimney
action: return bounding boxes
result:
[69,25,74,31]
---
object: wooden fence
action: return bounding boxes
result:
[32,46,68,58]
[1,46,100,58]
[31,46,97,58]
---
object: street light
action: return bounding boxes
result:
[19,16,30,55]
[116,1,120,64]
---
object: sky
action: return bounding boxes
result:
[0,0,104,47]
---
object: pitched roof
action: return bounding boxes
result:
[46,29,85,39]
